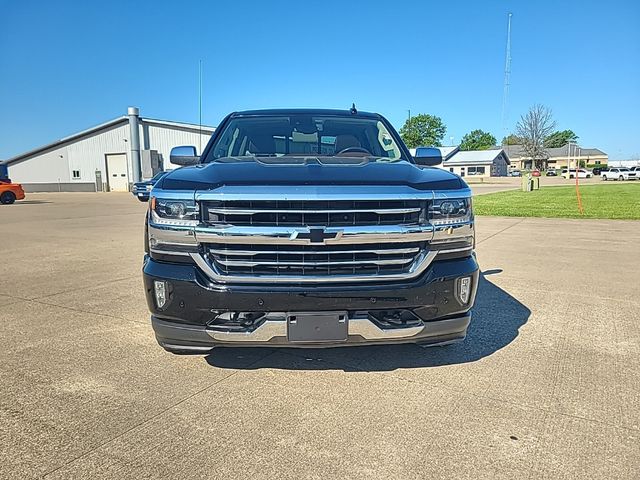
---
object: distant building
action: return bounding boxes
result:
[1,107,214,192]
[410,146,510,177]
[503,144,608,170]
[442,148,510,177]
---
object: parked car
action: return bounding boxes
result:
[509,170,521,177]
[143,108,479,353]
[591,167,607,176]
[562,168,592,179]
[628,166,640,179]
[602,168,636,181]
[546,169,557,176]
[0,179,25,204]
[132,171,168,201]
[532,170,541,177]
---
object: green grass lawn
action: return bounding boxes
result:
[473,183,640,220]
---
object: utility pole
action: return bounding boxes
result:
[575,146,584,214]
[198,60,203,154]
[501,13,512,141]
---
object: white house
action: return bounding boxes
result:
[410,146,510,177]
[2,107,214,192]
[442,148,510,177]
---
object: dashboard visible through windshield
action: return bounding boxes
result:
[205,115,404,163]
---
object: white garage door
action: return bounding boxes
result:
[106,153,129,192]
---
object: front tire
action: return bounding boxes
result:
[0,191,16,204]
[602,175,608,181]
[619,175,624,181]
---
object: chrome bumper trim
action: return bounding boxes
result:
[435,246,473,254]
[148,223,197,246]
[207,316,424,342]
[150,248,193,257]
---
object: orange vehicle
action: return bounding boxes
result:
[0,180,25,204]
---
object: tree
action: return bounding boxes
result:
[459,129,497,151]
[502,134,523,145]
[544,129,578,148]
[399,114,446,148]
[515,104,556,169]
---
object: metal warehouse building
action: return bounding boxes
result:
[2,107,214,192]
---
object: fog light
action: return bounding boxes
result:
[457,276,472,304]
[154,280,168,308]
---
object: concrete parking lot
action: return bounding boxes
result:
[1,193,639,479]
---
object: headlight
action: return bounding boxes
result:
[428,198,472,225]
[150,196,198,226]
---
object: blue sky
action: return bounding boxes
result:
[1,0,638,160]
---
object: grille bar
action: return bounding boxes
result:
[207,207,421,215]
[209,247,420,256]
[214,258,415,267]
[205,241,426,280]
[203,200,424,228]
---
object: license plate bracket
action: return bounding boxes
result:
[287,311,348,343]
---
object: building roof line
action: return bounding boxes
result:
[3,117,129,165]
[2,115,217,165]
[141,117,216,132]
[445,148,510,165]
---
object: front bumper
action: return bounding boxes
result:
[132,190,150,200]
[143,254,479,350]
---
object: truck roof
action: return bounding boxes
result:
[231,108,381,119]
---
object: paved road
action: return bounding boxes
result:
[1,193,639,479]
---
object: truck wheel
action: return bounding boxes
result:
[619,175,624,181]
[0,191,16,204]
[602,175,607,181]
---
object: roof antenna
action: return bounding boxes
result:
[350,103,358,114]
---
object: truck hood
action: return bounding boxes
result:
[159,158,465,191]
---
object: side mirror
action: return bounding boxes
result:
[413,147,443,167]
[170,146,200,166]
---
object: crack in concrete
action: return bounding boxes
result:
[40,349,279,478]
[476,217,527,246]
[278,349,640,434]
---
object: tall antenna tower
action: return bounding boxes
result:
[198,60,203,154]
[501,13,512,141]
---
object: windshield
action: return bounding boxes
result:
[151,171,166,181]
[205,115,404,163]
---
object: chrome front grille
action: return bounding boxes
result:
[151,186,474,285]
[205,241,426,278]
[203,200,423,227]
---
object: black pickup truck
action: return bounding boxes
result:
[142,108,479,353]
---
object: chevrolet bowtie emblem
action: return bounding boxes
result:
[290,228,341,244]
